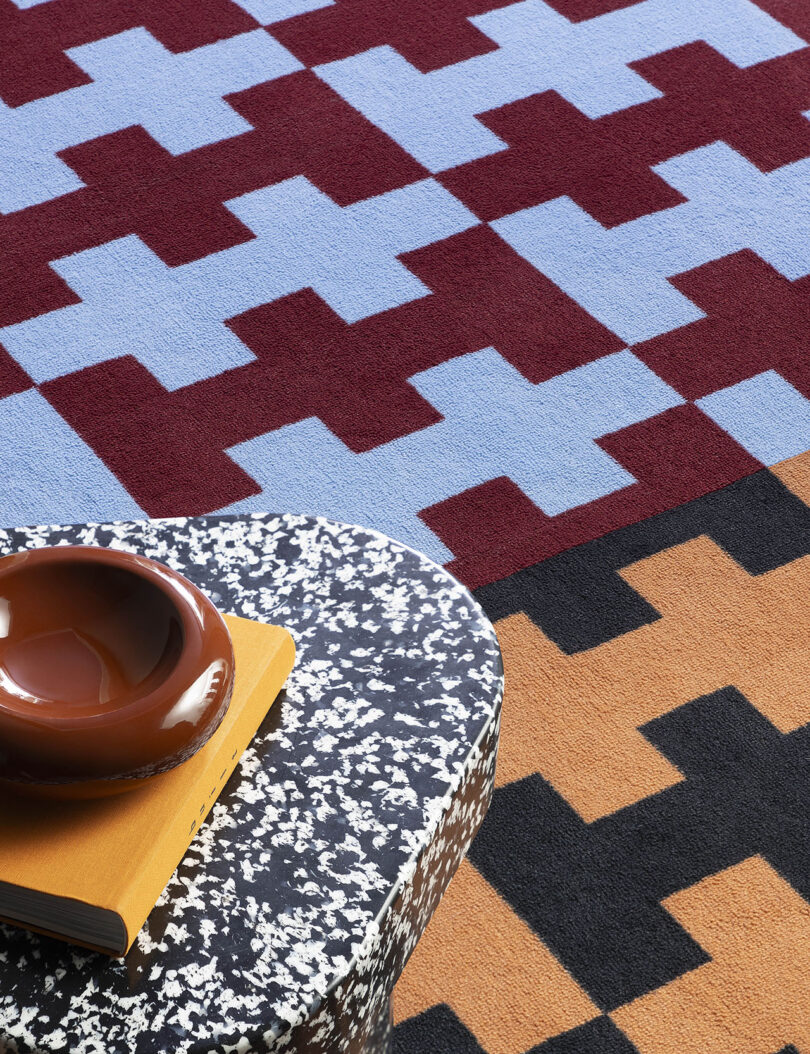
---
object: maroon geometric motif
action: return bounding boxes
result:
[441,42,810,225]
[269,0,516,72]
[627,43,810,172]
[64,127,254,268]
[41,360,260,518]
[422,404,761,589]
[439,90,686,226]
[636,250,810,400]
[0,71,426,327]
[0,0,258,107]
[41,226,621,516]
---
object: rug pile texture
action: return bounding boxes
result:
[3,0,810,1050]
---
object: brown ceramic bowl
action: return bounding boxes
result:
[0,545,234,798]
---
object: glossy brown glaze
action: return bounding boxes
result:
[0,546,234,798]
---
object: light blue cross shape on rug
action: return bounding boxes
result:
[698,371,810,465]
[0,236,258,389]
[316,0,803,172]
[493,143,810,345]
[219,347,683,562]
[0,177,476,388]
[0,27,302,213]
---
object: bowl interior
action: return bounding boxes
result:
[0,559,184,711]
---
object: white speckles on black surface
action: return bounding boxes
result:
[0,514,503,1054]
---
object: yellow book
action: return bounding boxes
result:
[0,615,294,956]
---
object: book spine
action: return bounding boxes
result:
[114,631,295,954]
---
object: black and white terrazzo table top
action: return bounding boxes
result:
[0,514,503,1054]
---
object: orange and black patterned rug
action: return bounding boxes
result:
[395,451,810,1051]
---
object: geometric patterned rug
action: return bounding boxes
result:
[3,0,810,1050]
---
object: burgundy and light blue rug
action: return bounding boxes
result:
[4,0,810,1050]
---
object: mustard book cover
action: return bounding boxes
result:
[0,614,295,956]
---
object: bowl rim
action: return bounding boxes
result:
[0,544,226,726]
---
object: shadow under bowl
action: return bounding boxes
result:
[0,545,234,798]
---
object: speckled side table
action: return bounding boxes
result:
[0,514,503,1054]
